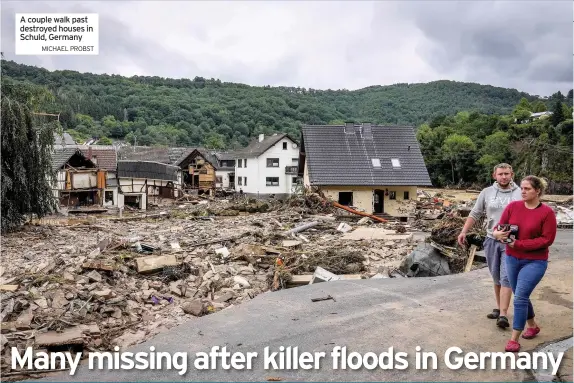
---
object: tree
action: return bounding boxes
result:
[551,100,565,126]
[442,134,477,183]
[1,78,58,233]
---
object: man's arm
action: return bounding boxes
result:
[457,190,486,246]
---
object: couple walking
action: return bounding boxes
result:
[457,163,557,352]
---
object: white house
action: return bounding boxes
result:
[234,133,300,197]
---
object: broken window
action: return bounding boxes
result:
[389,191,396,200]
[266,177,279,186]
[391,158,401,167]
[105,191,114,203]
[404,191,409,200]
[292,177,299,184]
[338,192,353,206]
[266,158,279,167]
[371,158,381,167]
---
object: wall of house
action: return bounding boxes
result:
[118,177,180,198]
[319,185,418,216]
[117,192,147,210]
[216,170,233,189]
[235,137,300,196]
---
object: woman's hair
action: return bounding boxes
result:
[522,175,548,197]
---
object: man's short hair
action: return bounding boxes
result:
[493,163,513,173]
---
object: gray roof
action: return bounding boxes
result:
[53,132,76,146]
[174,147,220,169]
[51,147,94,172]
[301,123,432,187]
[117,146,190,164]
[117,161,179,181]
[234,133,298,157]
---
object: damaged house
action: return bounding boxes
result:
[299,122,433,219]
[174,148,236,195]
[51,147,111,207]
[116,161,181,210]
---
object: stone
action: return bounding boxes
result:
[233,276,250,288]
[182,300,204,316]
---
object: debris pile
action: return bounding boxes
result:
[0,196,417,379]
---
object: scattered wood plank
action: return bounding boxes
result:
[464,245,478,272]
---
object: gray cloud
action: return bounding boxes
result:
[395,0,573,95]
[1,1,572,97]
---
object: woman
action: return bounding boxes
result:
[493,175,557,352]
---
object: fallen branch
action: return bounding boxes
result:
[332,202,387,223]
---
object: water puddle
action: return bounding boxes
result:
[532,336,573,382]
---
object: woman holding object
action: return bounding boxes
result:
[493,175,557,352]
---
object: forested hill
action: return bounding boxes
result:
[0,59,561,149]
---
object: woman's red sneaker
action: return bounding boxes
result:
[505,340,521,352]
[522,326,540,339]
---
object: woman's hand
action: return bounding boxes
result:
[507,239,515,248]
[493,228,509,242]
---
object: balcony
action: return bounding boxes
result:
[285,166,299,175]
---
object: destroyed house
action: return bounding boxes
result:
[51,147,110,207]
[175,148,226,195]
[116,161,181,210]
[299,122,433,218]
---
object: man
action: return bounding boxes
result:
[457,163,522,328]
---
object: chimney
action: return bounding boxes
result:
[87,146,92,159]
[258,134,264,142]
[344,121,354,134]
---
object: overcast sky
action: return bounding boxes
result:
[2,0,572,97]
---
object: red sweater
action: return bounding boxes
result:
[497,201,557,260]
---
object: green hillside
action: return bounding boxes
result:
[0,59,561,149]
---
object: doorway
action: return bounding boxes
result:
[373,189,385,214]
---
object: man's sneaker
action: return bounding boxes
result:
[487,309,500,319]
[522,326,540,339]
[505,340,520,352]
[497,316,510,328]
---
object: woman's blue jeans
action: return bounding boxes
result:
[505,255,548,331]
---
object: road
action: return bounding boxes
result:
[36,229,573,382]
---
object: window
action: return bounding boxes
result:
[371,158,381,167]
[283,142,287,150]
[292,158,298,163]
[105,191,114,203]
[389,191,396,200]
[244,159,247,168]
[391,158,401,168]
[238,159,242,168]
[292,177,299,184]
[216,176,222,184]
[404,191,409,200]
[266,158,279,167]
[238,177,242,186]
[244,177,247,186]
[338,192,353,206]
[266,177,279,186]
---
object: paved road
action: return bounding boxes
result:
[38,229,573,382]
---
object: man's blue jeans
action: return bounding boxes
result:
[505,255,548,331]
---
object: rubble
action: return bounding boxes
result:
[1,187,567,379]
